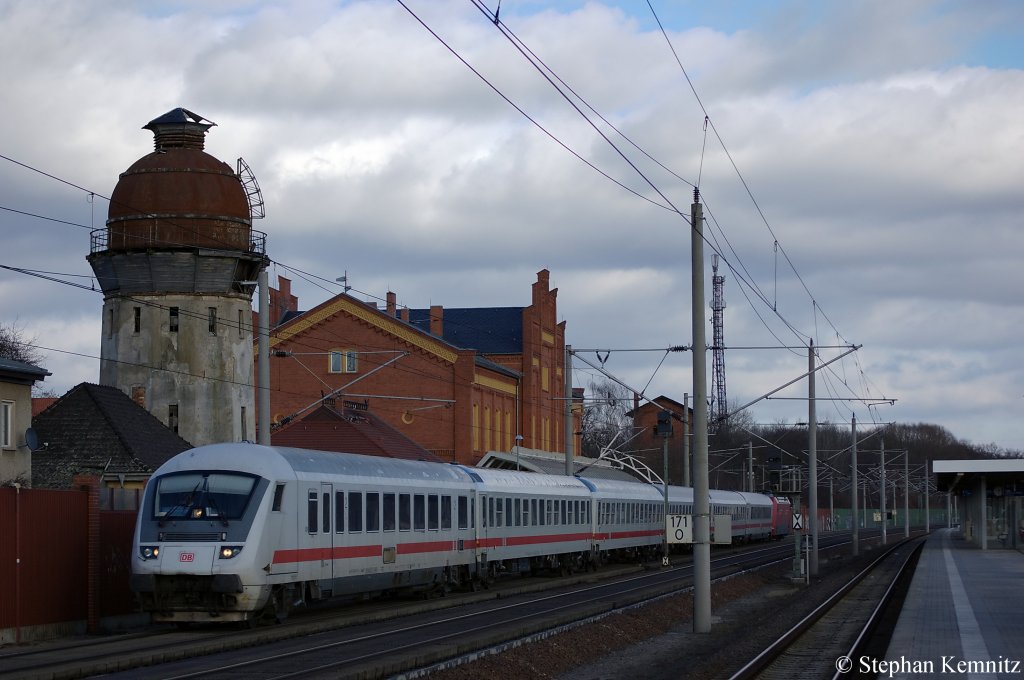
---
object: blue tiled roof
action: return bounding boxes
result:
[408,307,524,354]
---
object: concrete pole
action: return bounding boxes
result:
[565,344,573,476]
[904,449,910,538]
[925,460,930,533]
[829,475,834,532]
[748,442,754,492]
[851,414,859,556]
[257,267,271,446]
[662,432,670,563]
[682,392,691,488]
[691,192,712,633]
[808,341,818,577]
[880,439,887,545]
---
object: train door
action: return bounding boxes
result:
[321,482,334,582]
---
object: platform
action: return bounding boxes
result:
[878,528,1024,678]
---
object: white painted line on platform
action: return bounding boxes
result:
[943,530,992,679]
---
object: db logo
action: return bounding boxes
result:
[179,552,195,562]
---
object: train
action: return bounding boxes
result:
[129,443,792,624]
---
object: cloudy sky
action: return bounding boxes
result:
[1,0,1022,451]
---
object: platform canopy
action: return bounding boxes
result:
[933,458,1024,494]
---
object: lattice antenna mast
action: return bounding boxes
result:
[710,254,727,429]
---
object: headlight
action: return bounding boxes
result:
[219,545,243,559]
[140,545,160,560]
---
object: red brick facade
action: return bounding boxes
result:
[260,271,572,465]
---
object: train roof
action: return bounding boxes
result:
[734,491,773,506]
[577,476,666,501]
[152,443,472,487]
[456,466,592,495]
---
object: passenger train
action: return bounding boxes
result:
[130,443,792,624]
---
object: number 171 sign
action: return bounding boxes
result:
[667,514,693,544]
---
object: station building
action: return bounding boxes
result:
[934,458,1024,550]
[261,270,581,465]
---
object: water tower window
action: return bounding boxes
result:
[133,307,141,334]
[168,404,179,434]
[208,307,217,335]
[169,307,179,333]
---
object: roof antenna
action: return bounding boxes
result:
[493,0,501,24]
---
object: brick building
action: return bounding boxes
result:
[629,395,693,485]
[261,270,578,465]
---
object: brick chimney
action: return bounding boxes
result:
[430,305,444,337]
[387,291,397,316]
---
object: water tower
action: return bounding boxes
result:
[87,108,267,446]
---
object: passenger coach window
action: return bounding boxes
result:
[323,493,330,533]
[272,484,285,511]
[349,492,363,533]
[399,494,411,531]
[335,492,345,533]
[441,495,452,530]
[384,494,396,531]
[366,492,380,532]
[307,490,318,534]
[458,496,468,530]
[505,498,513,527]
[428,495,439,531]
[495,498,504,527]
[414,494,425,531]
[531,499,538,526]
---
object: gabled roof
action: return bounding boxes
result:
[627,395,690,418]
[409,307,524,354]
[271,401,445,463]
[31,383,193,488]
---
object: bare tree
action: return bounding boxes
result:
[580,379,633,458]
[0,320,45,366]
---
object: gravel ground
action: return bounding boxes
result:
[426,541,888,680]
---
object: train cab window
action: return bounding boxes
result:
[428,495,439,531]
[366,492,380,532]
[307,490,318,534]
[414,494,426,531]
[399,494,411,531]
[323,493,331,533]
[272,484,285,511]
[335,492,345,533]
[383,494,396,531]
[441,495,452,530]
[458,496,469,530]
[349,492,363,533]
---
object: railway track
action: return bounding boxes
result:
[0,532,885,680]
[728,535,924,680]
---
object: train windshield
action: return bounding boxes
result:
[153,472,258,523]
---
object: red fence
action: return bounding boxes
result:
[0,477,139,641]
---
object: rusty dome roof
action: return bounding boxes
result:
[105,108,252,252]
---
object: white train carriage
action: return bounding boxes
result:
[131,444,480,623]
[735,491,774,541]
[582,477,667,560]
[131,443,786,624]
[708,489,749,542]
[458,466,595,576]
